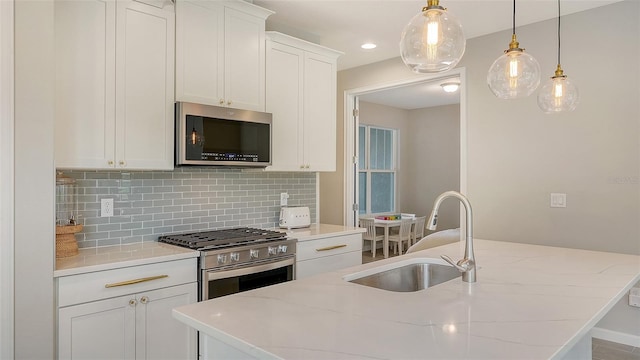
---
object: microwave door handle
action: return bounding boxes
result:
[206,257,294,281]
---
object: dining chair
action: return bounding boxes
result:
[411,216,426,246]
[387,218,413,255]
[359,218,385,258]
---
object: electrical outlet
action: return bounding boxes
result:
[630,288,640,308]
[280,192,289,206]
[101,198,114,217]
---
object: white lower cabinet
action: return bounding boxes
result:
[57,259,197,359]
[296,233,363,279]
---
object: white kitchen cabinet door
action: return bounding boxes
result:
[223,7,266,111]
[265,41,304,171]
[175,0,224,106]
[303,52,337,172]
[265,32,341,172]
[55,0,174,170]
[58,283,197,360]
[116,0,175,170]
[136,283,197,360]
[58,294,136,360]
[175,1,271,111]
[54,0,116,169]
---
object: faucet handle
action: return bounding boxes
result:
[441,255,474,273]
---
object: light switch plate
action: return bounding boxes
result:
[550,193,567,208]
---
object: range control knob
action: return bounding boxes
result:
[278,245,288,254]
[230,252,240,262]
[268,246,278,256]
[217,254,228,264]
[250,249,260,259]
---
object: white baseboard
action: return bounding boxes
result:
[592,327,640,347]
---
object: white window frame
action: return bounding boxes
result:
[358,124,397,215]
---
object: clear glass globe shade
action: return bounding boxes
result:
[400,7,465,73]
[487,50,541,99]
[537,76,579,113]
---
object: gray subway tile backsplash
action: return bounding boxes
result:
[62,168,317,249]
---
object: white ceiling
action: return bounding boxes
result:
[252,0,621,109]
[358,76,461,110]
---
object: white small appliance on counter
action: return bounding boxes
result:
[279,206,311,229]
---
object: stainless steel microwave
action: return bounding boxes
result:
[175,102,272,167]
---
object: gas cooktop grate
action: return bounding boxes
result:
[158,227,287,250]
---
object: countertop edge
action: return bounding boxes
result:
[54,250,200,278]
[280,224,366,242]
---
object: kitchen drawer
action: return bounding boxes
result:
[296,233,362,261]
[58,258,196,307]
[296,250,361,279]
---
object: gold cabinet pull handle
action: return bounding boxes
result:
[316,244,347,252]
[105,275,168,288]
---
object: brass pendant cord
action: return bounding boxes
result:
[556,0,561,66]
[512,0,516,36]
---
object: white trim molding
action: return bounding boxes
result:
[592,327,640,348]
[343,68,468,228]
[0,0,15,357]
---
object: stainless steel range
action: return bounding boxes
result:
[158,227,296,300]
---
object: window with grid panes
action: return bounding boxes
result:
[358,125,397,215]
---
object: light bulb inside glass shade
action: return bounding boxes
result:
[537,75,579,113]
[400,5,465,73]
[487,49,541,99]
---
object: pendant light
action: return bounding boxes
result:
[487,0,540,99]
[400,0,465,73]
[537,0,579,113]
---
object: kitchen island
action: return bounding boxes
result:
[173,239,640,359]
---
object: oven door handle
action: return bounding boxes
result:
[206,257,294,281]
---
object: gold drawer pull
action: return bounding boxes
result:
[316,244,347,252]
[105,275,168,288]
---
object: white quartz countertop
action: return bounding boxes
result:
[276,223,365,242]
[54,241,199,277]
[173,239,640,359]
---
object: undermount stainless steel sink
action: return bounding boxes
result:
[344,258,461,292]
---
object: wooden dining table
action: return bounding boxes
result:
[364,217,416,258]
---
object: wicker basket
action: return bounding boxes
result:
[56,224,83,258]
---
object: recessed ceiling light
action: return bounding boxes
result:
[361,43,377,50]
[440,82,460,93]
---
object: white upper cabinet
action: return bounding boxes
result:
[54,0,175,170]
[266,32,342,172]
[176,1,273,111]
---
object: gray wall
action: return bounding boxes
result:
[63,169,316,248]
[405,105,460,231]
[359,101,460,231]
[462,1,639,255]
[322,0,640,338]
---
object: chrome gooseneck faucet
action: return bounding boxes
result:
[427,191,476,283]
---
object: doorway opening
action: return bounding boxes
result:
[344,68,467,229]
